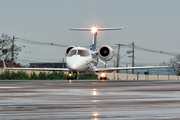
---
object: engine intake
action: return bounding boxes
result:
[65,46,75,56]
[99,45,115,61]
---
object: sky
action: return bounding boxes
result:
[0,0,180,66]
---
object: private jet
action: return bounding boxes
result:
[3,26,179,80]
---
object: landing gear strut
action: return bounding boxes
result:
[73,71,78,80]
[67,71,73,80]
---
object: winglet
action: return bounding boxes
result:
[2,60,7,69]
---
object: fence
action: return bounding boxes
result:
[1,68,179,80]
[99,72,180,80]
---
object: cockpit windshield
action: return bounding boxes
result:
[77,50,89,56]
[67,49,89,57]
[67,50,76,56]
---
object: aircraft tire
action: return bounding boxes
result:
[67,76,73,80]
[100,77,107,80]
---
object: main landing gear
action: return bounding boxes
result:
[67,71,78,80]
[100,71,107,80]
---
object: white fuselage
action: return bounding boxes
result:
[66,47,98,72]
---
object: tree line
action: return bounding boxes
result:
[0,34,21,61]
[0,71,98,80]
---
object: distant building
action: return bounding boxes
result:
[30,63,66,68]
[0,60,21,68]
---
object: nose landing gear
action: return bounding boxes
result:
[67,71,78,80]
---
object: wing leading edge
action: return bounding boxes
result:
[95,63,179,75]
[3,60,69,71]
[95,65,171,71]
[3,67,69,71]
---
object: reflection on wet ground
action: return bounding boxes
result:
[0,80,180,119]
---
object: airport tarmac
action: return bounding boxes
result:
[0,80,180,120]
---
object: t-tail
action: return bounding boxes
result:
[92,27,97,51]
[69,26,125,51]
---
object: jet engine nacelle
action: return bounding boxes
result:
[98,45,115,61]
[65,46,75,56]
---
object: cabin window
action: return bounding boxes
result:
[67,50,76,56]
[77,50,89,56]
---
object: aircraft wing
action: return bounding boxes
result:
[4,67,69,71]
[3,60,69,71]
[95,65,171,71]
[95,62,179,75]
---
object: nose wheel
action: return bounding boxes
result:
[67,71,78,80]
[67,71,73,80]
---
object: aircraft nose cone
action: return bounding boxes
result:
[67,59,80,71]
[70,64,77,70]
[67,58,85,71]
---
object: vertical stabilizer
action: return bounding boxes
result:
[92,31,97,51]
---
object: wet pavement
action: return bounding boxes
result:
[0,80,180,120]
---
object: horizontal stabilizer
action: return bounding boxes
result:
[69,28,92,31]
[69,27,125,31]
[97,27,125,31]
